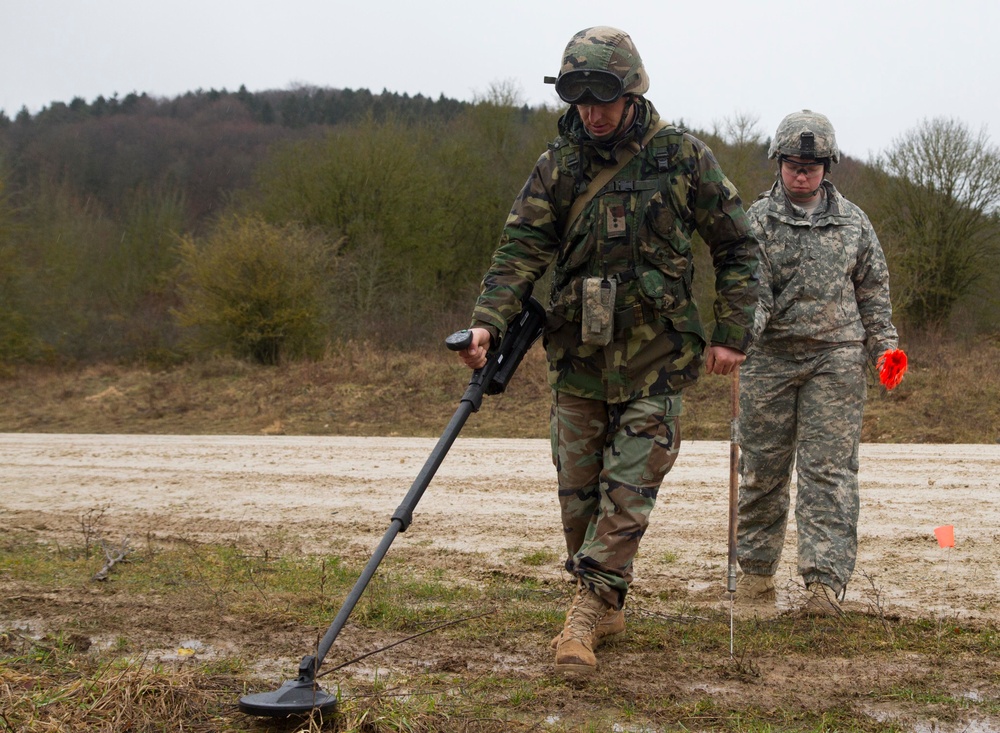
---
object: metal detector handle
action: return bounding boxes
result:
[443,296,546,400]
[444,329,492,412]
[441,334,495,415]
[444,330,473,351]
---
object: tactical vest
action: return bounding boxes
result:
[547,124,696,331]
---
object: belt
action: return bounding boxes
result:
[612,268,641,285]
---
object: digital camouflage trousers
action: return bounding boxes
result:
[737,344,866,595]
[550,391,681,609]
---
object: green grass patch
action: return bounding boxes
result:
[2,532,998,732]
[520,548,558,566]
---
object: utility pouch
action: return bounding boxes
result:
[637,267,674,311]
[581,276,616,346]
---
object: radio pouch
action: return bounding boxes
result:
[581,277,616,346]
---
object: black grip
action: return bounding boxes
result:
[484,297,546,395]
[445,295,545,398]
[445,330,473,351]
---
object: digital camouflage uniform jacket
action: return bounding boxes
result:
[471,99,759,403]
[748,179,898,363]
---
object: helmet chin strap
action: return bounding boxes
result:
[611,96,637,140]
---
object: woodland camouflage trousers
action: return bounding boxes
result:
[737,345,866,595]
[550,391,681,609]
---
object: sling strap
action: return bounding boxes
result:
[565,119,669,233]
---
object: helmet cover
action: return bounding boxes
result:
[768,109,841,163]
[547,26,650,102]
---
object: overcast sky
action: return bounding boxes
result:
[3,0,997,161]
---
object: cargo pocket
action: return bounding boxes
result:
[639,394,683,484]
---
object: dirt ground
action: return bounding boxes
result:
[2,433,999,730]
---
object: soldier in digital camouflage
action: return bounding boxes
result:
[455,26,759,675]
[734,110,899,616]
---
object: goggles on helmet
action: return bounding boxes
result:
[545,69,624,105]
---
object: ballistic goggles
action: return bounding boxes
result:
[778,156,827,176]
[544,69,624,105]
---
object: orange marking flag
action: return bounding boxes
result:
[877,349,908,390]
[934,525,955,548]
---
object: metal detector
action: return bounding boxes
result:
[238,295,547,717]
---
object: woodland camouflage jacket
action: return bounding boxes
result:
[470,98,759,403]
[748,179,898,364]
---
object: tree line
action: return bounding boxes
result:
[0,84,997,366]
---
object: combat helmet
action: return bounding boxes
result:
[544,26,649,105]
[768,109,841,164]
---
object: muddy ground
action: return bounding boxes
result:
[2,434,999,730]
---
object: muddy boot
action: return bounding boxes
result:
[554,586,611,676]
[549,607,625,650]
[733,573,777,604]
[802,582,844,617]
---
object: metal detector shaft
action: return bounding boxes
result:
[727,368,740,594]
[310,295,546,674]
[313,376,486,666]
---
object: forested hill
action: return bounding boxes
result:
[0,84,569,364]
[0,86,473,223]
[0,86,997,368]
[2,85,472,128]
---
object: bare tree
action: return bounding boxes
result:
[873,118,1000,328]
[712,111,772,204]
[721,111,764,149]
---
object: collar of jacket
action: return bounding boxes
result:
[557,96,657,164]
[766,179,852,226]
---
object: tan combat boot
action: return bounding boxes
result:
[554,585,611,675]
[733,573,777,604]
[549,606,625,650]
[802,582,844,617]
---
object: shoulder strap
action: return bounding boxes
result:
[564,119,669,233]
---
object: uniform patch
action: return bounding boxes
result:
[607,204,627,237]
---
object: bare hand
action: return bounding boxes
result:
[704,345,745,376]
[458,328,492,370]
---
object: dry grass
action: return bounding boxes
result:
[0,634,240,732]
[862,330,1000,442]
[2,568,998,732]
[1,336,998,443]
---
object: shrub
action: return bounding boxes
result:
[174,215,336,364]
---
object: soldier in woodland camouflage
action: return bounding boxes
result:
[735,110,899,616]
[456,26,759,674]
